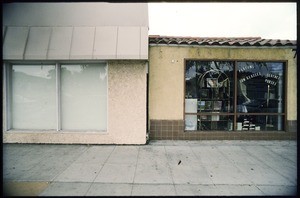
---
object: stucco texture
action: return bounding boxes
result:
[149,46,297,121]
[3,60,147,144]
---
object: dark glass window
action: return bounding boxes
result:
[237,62,285,131]
[185,61,234,131]
[185,60,285,132]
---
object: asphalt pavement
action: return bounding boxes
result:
[3,140,297,196]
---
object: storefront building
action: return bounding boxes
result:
[2,3,297,144]
[148,36,297,140]
[2,3,148,144]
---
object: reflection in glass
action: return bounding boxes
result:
[185,61,234,113]
[237,62,284,114]
[185,60,285,132]
[185,60,234,131]
[11,65,56,129]
[61,64,107,130]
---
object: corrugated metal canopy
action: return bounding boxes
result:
[2,3,149,60]
[3,26,148,60]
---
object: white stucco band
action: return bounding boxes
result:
[3,61,147,144]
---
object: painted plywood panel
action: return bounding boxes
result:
[3,27,29,59]
[117,27,140,59]
[70,27,95,59]
[140,27,148,59]
[93,26,118,59]
[48,27,73,60]
[24,27,51,59]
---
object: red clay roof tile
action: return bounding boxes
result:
[149,35,296,47]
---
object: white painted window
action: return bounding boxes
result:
[5,63,107,131]
[61,64,107,130]
[11,65,57,129]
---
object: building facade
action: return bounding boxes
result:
[148,36,297,140]
[2,4,297,144]
[2,3,149,144]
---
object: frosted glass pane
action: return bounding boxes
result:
[61,64,107,130]
[11,65,56,129]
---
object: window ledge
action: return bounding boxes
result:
[3,130,108,134]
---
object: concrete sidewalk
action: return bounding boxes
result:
[3,140,297,196]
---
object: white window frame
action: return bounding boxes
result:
[3,61,108,132]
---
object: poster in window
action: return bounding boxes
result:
[185,115,197,130]
[205,101,212,111]
[185,99,198,113]
[198,101,206,111]
[213,101,222,110]
[211,114,220,121]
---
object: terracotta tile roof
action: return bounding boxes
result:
[149,35,296,47]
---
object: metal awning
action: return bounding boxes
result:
[3,26,148,60]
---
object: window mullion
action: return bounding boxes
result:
[56,63,61,131]
[4,63,11,130]
[234,61,238,131]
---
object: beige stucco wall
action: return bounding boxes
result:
[149,45,297,121]
[3,60,147,144]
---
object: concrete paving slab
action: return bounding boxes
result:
[175,184,221,196]
[169,164,213,184]
[236,163,293,185]
[266,145,297,164]
[3,156,44,180]
[134,146,173,184]
[3,152,45,173]
[74,145,115,164]
[148,140,177,145]
[205,164,252,185]
[216,145,263,165]
[18,165,66,182]
[164,145,201,166]
[134,161,173,184]
[17,147,88,181]
[189,140,227,146]
[164,145,213,184]
[39,182,91,196]
[94,163,136,183]
[3,145,87,181]
[243,145,296,166]
[3,181,50,196]
[190,146,232,165]
[242,146,297,185]
[54,162,103,182]
[86,183,132,196]
[131,184,176,196]
[216,184,265,196]
[106,146,139,164]
[137,146,167,162]
[3,141,297,196]
[257,185,297,196]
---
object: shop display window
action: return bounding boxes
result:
[185,60,285,132]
